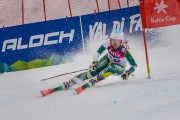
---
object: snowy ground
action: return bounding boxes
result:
[0,25,180,120]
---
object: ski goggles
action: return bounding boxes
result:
[111,39,123,45]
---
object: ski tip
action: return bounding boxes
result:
[75,87,84,94]
[41,90,50,97]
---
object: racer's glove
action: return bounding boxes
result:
[121,70,131,80]
[89,56,98,71]
[89,61,98,71]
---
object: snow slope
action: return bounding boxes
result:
[0,25,180,120]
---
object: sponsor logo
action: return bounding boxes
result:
[150,0,177,24]
[108,49,121,58]
[154,0,168,14]
[2,29,75,52]
[89,14,141,41]
[151,16,176,23]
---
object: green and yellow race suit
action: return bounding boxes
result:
[59,41,137,89]
[76,41,137,81]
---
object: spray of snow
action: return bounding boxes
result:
[0,15,180,120]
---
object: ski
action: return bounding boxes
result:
[75,86,85,94]
[74,82,91,94]
[41,86,64,97]
[41,80,93,96]
[41,86,86,96]
[41,88,58,96]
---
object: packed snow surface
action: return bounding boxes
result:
[0,25,180,120]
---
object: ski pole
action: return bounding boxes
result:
[41,68,89,81]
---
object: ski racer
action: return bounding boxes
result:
[41,30,137,96]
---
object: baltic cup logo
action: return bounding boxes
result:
[154,0,168,14]
[151,0,177,24]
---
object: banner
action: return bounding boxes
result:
[140,0,180,28]
[81,6,141,50]
[0,17,82,72]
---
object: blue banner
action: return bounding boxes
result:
[81,6,142,49]
[0,17,83,65]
